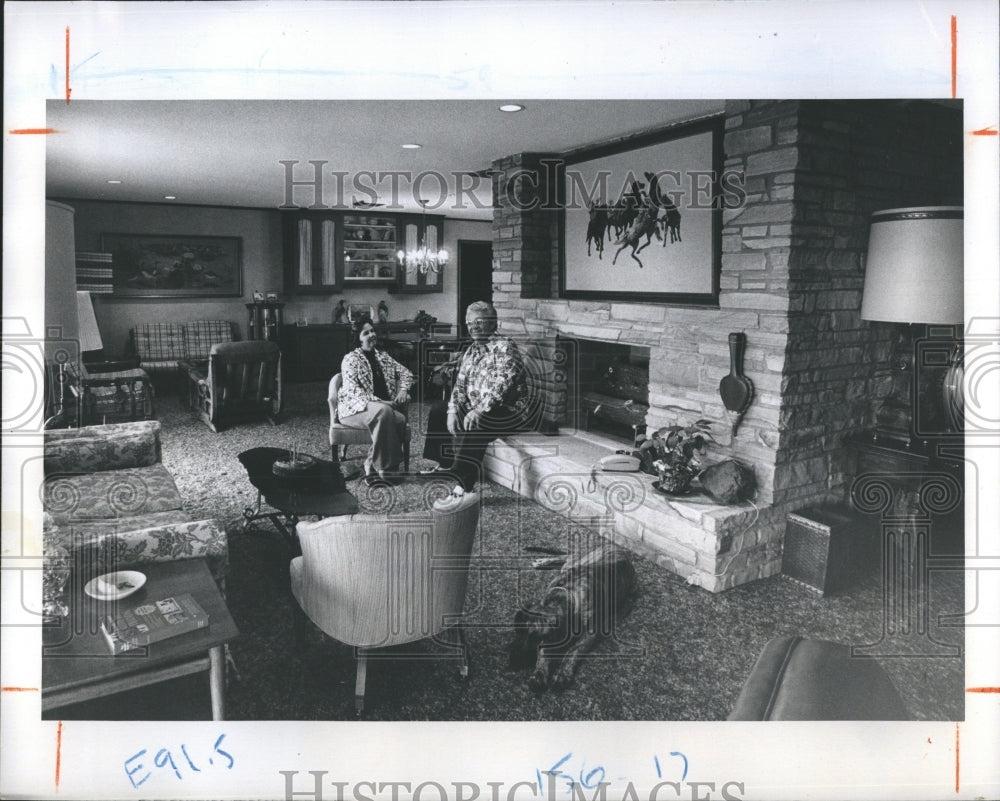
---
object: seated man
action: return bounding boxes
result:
[422,301,533,493]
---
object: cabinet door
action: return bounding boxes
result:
[284,213,341,293]
[393,215,445,293]
[342,214,398,288]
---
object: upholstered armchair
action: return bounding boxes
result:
[193,341,282,432]
[327,373,410,477]
[290,491,480,714]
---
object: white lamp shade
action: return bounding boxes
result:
[75,291,104,353]
[861,206,963,324]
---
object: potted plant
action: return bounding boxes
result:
[639,419,715,494]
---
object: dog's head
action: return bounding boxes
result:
[507,592,572,669]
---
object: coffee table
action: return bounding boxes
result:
[238,447,359,542]
[178,358,209,410]
[42,558,238,720]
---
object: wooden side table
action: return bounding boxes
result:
[42,558,239,720]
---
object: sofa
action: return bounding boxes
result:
[43,420,228,589]
[131,320,235,380]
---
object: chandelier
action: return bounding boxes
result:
[397,200,448,274]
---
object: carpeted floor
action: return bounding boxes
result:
[71,382,966,721]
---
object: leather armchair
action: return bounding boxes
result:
[290,491,480,714]
[728,636,910,720]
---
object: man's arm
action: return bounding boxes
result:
[447,353,470,415]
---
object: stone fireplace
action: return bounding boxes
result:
[558,336,649,444]
[483,99,963,591]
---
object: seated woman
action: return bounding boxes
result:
[338,315,414,486]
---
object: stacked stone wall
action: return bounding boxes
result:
[487,100,962,589]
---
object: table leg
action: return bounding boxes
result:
[242,492,265,532]
[209,645,225,721]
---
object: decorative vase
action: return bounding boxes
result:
[42,543,71,622]
[657,469,692,494]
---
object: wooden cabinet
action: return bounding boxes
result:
[342,214,399,287]
[283,213,341,293]
[280,324,352,383]
[247,303,284,342]
[282,211,445,295]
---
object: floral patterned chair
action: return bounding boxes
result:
[43,420,228,590]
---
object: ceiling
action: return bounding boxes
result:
[45,99,725,220]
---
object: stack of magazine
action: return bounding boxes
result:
[100,594,209,654]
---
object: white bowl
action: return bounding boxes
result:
[84,570,147,600]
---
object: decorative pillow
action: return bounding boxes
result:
[44,421,161,475]
[184,320,234,360]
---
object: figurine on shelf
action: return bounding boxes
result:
[377,300,389,324]
[266,291,279,302]
[333,299,347,324]
[414,310,438,334]
[252,290,265,303]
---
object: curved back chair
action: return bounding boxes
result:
[327,373,410,476]
[196,340,282,433]
[290,491,480,714]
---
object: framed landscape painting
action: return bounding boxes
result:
[559,117,725,305]
[101,233,243,298]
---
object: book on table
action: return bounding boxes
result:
[101,593,210,654]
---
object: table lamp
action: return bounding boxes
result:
[860,206,963,443]
[76,291,105,361]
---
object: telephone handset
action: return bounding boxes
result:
[597,453,641,472]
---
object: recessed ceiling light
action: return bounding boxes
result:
[106,179,122,185]
[499,103,525,113]
[163,195,177,200]
[401,143,422,149]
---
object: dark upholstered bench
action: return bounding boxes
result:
[728,636,910,720]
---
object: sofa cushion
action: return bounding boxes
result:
[133,323,186,363]
[45,464,184,523]
[51,510,193,539]
[184,320,234,360]
[44,421,161,474]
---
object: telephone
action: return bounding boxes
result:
[597,453,641,472]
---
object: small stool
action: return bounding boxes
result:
[728,636,909,720]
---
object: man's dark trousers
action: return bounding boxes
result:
[422,401,534,491]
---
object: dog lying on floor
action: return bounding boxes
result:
[508,543,638,692]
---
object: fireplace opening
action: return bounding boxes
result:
[557,337,650,444]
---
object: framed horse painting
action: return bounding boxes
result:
[558,116,728,305]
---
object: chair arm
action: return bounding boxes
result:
[84,358,142,372]
[50,517,229,594]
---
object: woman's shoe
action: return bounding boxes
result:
[378,471,404,486]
